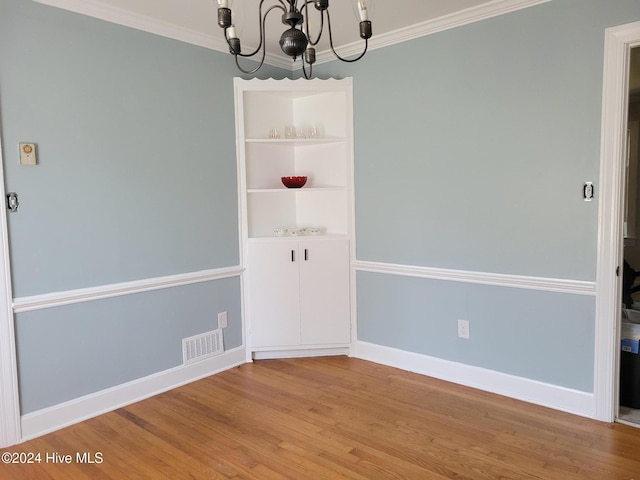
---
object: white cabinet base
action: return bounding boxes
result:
[299,238,350,345]
[247,238,351,351]
[252,346,350,360]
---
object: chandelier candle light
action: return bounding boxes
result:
[217,0,373,78]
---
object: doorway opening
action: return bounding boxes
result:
[594,20,640,425]
[619,46,640,426]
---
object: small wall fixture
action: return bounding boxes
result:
[584,182,594,201]
[217,0,373,79]
[6,193,19,213]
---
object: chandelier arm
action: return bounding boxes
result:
[326,10,369,63]
[301,58,313,80]
[301,33,312,80]
[233,52,266,75]
[227,3,286,58]
[230,4,280,73]
[274,0,289,14]
[230,4,283,73]
[302,1,325,47]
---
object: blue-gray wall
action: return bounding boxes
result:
[356,272,595,391]
[3,0,640,415]
[311,0,640,393]
[0,0,287,413]
[15,278,243,413]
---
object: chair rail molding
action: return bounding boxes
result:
[353,260,596,296]
[13,266,244,314]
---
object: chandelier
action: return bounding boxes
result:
[217,0,373,78]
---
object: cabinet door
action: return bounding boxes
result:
[248,241,301,348]
[299,239,351,345]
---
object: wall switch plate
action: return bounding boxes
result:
[19,143,37,166]
[458,319,470,339]
[218,311,228,329]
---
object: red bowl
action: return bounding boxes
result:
[281,176,307,188]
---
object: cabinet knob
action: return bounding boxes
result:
[291,250,295,262]
[304,248,308,261]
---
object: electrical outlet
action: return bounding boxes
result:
[458,319,470,339]
[218,311,228,329]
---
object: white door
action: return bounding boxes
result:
[247,240,301,348]
[299,239,351,345]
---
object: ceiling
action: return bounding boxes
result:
[85,0,495,46]
[34,0,550,68]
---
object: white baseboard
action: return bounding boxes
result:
[352,341,595,419]
[252,346,350,360]
[20,341,597,443]
[20,347,247,442]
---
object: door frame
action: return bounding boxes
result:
[0,119,21,446]
[595,20,640,422]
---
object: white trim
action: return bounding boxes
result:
[252,346,350,360]
[354,260,596,296]
[594,21,640,423]
[34,0,549,71]
[32,0,295,69]
[13,266,243,313]
[617,418,640,429]
[233,79,252,364]
[311,0,551,67]
[353,341,595,419]
[20,346,247,442]
[33,0,292,70]
[0,103,21,448]
[34,0,226,51]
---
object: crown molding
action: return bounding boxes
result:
[33,0,297,69]
[34,0,551,72]
[310,0,551,67]
[34,0,226,50]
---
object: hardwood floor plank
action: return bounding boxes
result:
[163,385,364,478]
[1,356,639,479]
[115,399,263,479]
[133,389,338,479]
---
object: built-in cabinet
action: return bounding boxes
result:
[247,238,350,348]
[234,78,354,355]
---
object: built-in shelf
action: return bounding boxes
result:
[247,186,347,193]
[245,137,346,145]
[247,234,349,241]
[235,77,354,354]
[237,80,352,238]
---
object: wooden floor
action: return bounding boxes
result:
[1,356,639,479]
